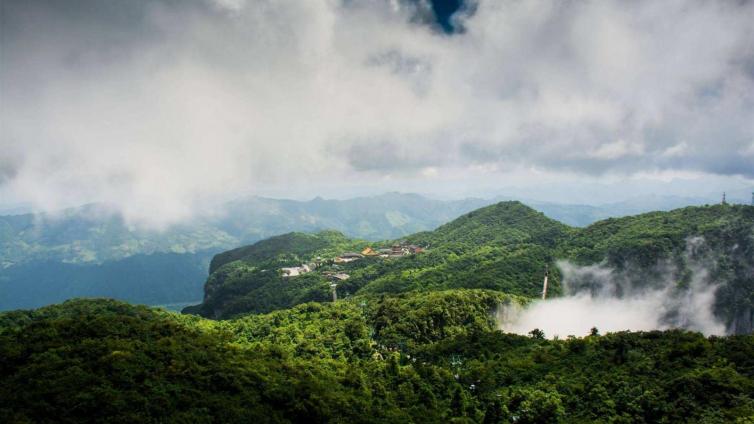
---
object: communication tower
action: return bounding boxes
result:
[330,282,338,302]
[541,265,549,300]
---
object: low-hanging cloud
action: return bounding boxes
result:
[1,0,753,226]
[500,238,728,338]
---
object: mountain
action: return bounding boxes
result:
[2,296,753,422]
[184,202,571,318]
[0,194,492,269]
[217,193,493,242]
[3,193,723,267]
[208,230,362,274]
[521,194,720,227]
[2,193,748,311]
[0,194,491,311]
[0,204,235,266]
[3,202,753,422]
[405,201,573,248]
[187,202,754,333]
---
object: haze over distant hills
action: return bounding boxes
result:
[0,192,747,311]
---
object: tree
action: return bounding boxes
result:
[529,328,545,340]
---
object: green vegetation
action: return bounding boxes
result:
[562,204,754,266]
[0,194,490,310]
[190,202,753,333]
[190,202,574,319]
[4,194,733,311]
[209,230,363,274]
[2,296,753,423]
[405,201,573,248]
[184,231,365,317]
[2,201,752,422]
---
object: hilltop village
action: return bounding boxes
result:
[280,241,425,281]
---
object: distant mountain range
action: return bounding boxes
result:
[0,192,738,310]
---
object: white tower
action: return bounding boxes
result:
[330,282,338,302]
[541,265,549,300]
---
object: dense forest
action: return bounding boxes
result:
[2,295,753,423]
[2,201,753,422]
[4,0,752,421]
[186,202,754,334]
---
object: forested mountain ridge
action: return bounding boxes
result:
[0,193,721,267]
[562,204,754,334]
[3,193,736,311]
[0,194,489,310]
[185,202,569,318]
[3,202,753,422]
[404,201,573,249]
[562,204,754,265]
[208,230,363,274]
[188,202,754,333]
[3,296,753,423]
[0,194,491,267]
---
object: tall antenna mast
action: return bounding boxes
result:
[751,191,753,206]
[722,192,727,205]
[330,282,338,302]
[541,265,549,300]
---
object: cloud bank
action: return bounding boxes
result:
[1,0,753,225]
[500,239,728,338]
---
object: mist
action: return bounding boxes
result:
[500,239,728,338]
[2,0,753,227]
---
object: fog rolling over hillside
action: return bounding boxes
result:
[501,252,726,338]
[516,214,747,335]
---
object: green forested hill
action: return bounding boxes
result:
[187,202,754,333]
[2,297,753,423]
[209,230,363,274]
[3,194,734,311]
[184,231,366,318]
[0,194,490,311]
[187,202,573,318]
[405,201,573,248]
[563,204,754,265]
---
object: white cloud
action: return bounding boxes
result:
[589,139,645,160]
[500,256,726,338]
[661,142,689,158]
[742,141,754,157]
[209,0,246,13]
[1,0,753,226]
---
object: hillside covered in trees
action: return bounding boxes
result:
[3,193,736,311]
[2,296,754,423]
[186,202,754,334]
[3,202,754,422]
[0,194,490,310]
